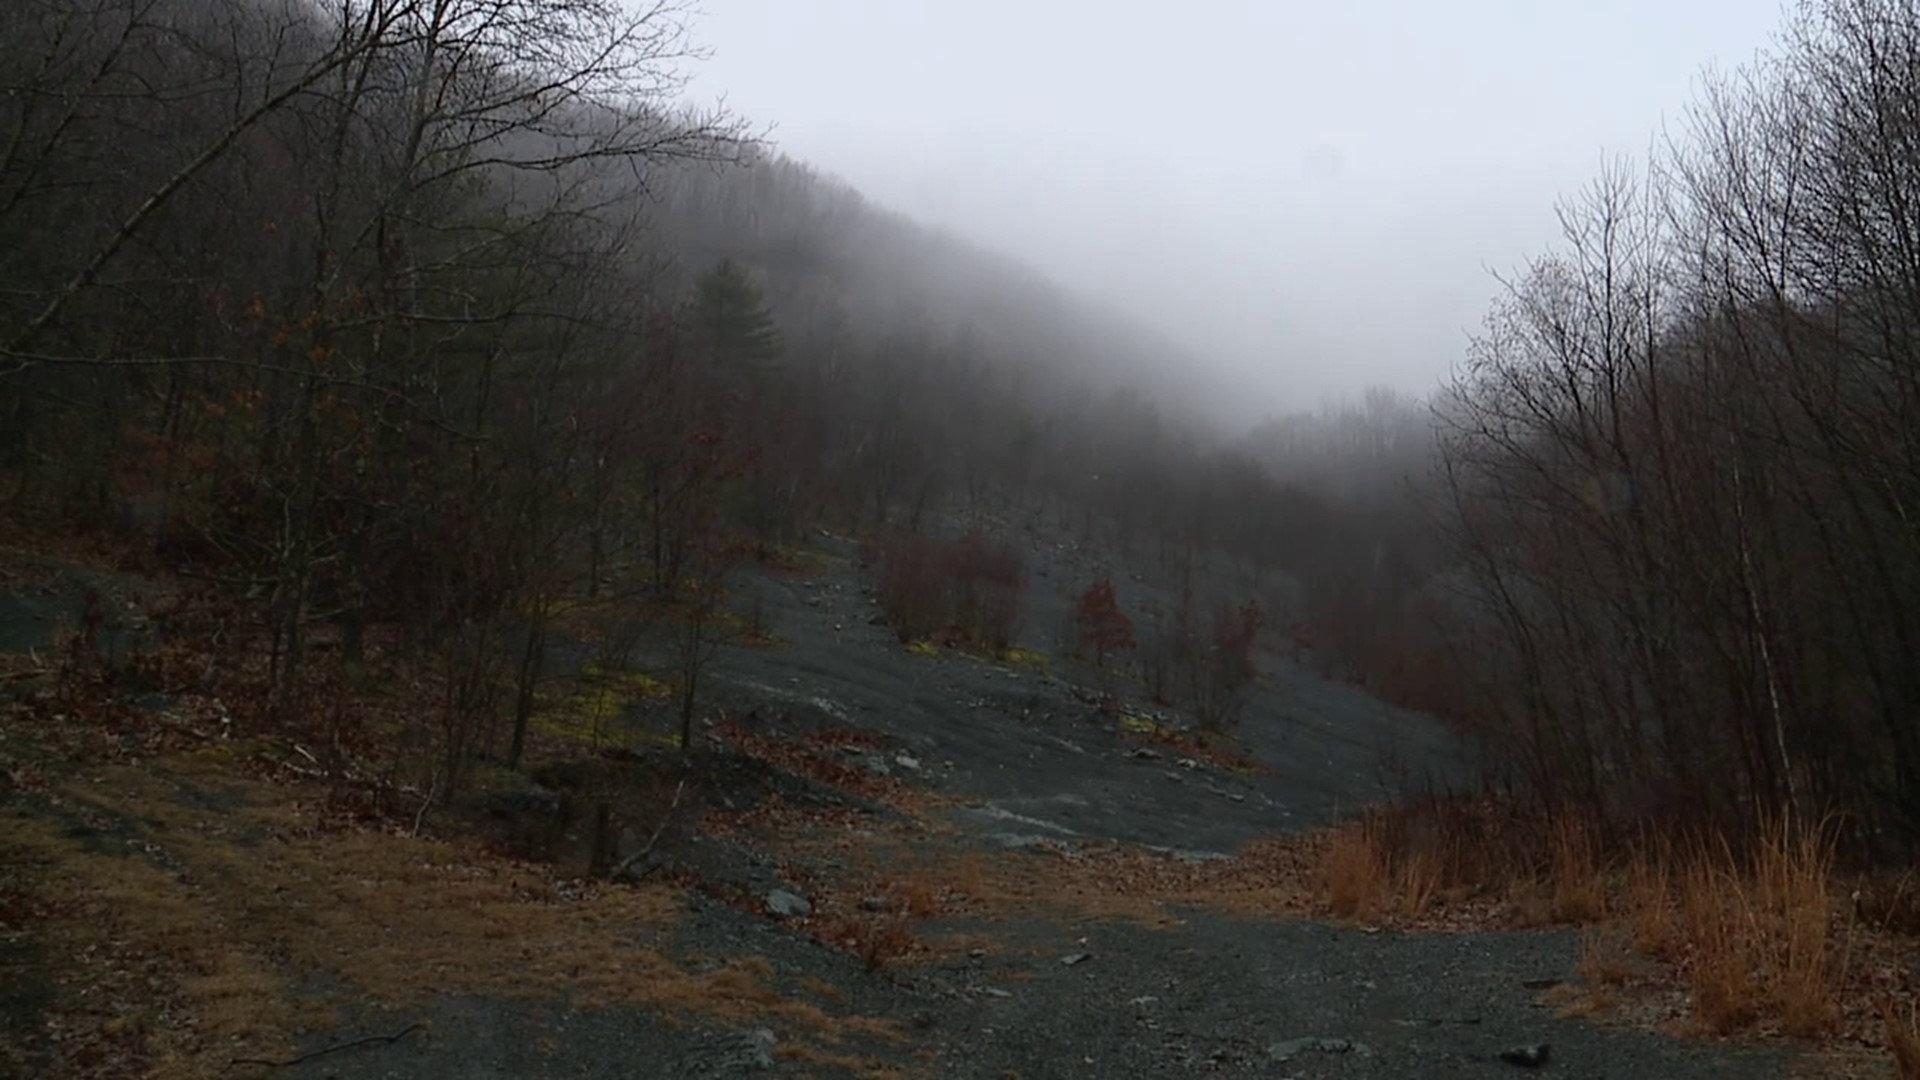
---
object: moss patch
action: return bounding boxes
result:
[533,664,676,748]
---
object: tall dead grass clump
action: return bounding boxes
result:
[1672,815,1838,1036]
[1550,815,1606,924]
[1322,817,1387,918]
[1884,997,1920,1080]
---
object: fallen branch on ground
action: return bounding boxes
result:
[230,1020,422,1069]
[616,778,688,878]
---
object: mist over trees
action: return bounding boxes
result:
[0,0,1346,789]
[8,0,1920,864]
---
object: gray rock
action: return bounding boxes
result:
[1060,952,1092,966]
[765,889,812,919]
[672,1027,778,1075]
[1267,1036,1359,1063]
[1499,1043,1552,1068]
[894,753,921,771]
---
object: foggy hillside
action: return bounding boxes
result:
[8,0,1920,1075]
[645,152,1241,430]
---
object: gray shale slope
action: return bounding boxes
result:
[284,536,1795,1079]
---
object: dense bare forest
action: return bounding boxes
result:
[8,0,1920,853]
[0,0,1387,771]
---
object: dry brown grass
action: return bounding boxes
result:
[895,878,943,918]
[1322,819,1386,918]
[1624,842,1682,962]
[1551,816,1606,924]
[1885,997,1920,1079]
[1678,856,1761,1033]
[1317,812,1450,921]
[1665,817,1841,1037]
[1297,800,1861,1049]
[5,752,904,1077]
[1576,928,1636,988]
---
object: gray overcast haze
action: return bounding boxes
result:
[685,0,1785,413]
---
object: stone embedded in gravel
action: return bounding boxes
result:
[672,1027,778,1075]
[860,895,894,913]
[1060,952,1092,966]
[894,753,921,771]
[1266,1036,1360,1063]
[1499,1043,1552,1068]
[765,889,812,919]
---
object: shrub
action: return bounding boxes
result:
[873,529,1026,654]
[1075,577,1136,667]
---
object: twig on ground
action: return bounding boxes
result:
[256,754,323,779]
[230,1020,422,1069]
[412,768,439,837]
[616,778,687,878]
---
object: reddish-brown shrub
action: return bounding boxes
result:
[1075,578,1136,667]
[874,529,1026,653]
[875,532,946,642]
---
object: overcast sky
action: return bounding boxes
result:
[684,1,1786,411]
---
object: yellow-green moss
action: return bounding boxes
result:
[533,666,675,746]
[906,639,940,659]
[1000,648,1053,674]
[1118,713,1176,738]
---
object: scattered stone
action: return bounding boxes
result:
[859,754,892,777]
[765,889,812,919]
[860,895,895,913]
[1060,952,1092,966]
[672,1027,777,1075]
[983,987,1012,998]
[866,614,888,626]
[894,753,921,771]
[1266,1036,1359,1063]
[1519,977,1562,991]
[1129,747,1162,760]
[968,948,987,959]
[1176,757,1199,769]
[1499,1044,1552,1069]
